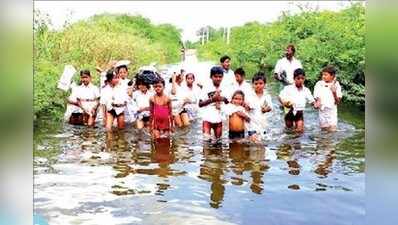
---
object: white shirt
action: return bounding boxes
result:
[279,84,314,111]
[226,81,252,100]
[119,78,130,92]
[313,80,342,110]
[199,84,227,123]
[68,83,100,113]
[132,89,153,110]
[247,91,273,132]
[221,68,236,90]
[100,84,129,115]
[274,57,303,84]
[178,83,202,105]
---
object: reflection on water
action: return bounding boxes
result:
[34,96,365,225]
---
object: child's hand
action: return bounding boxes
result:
[313,100,321,109]
[330,83,337,93]
[261,106,271,113]
[284,101,293,108]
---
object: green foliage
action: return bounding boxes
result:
[196,4,365,107]
[34,12,182,120]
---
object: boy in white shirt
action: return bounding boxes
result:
[100,69,130,131]
[246,73,273,142]
[199,66,229,140]
[66,70,100,127]
[279,68,319,133]
[226,67,252,100]
[313,65,342,131]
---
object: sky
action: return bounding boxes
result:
[34,1,357,42]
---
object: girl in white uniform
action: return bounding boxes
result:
[176,73,202,126]
[132,79,153,129]
[100,69,129,131]
[66,70,100,127]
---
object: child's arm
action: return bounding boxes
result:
[149,97,155,130]
[236,111,251,122]
[330,82,342,105]
[168,98,174,132]
[199,97,214,107]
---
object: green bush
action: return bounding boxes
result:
[34,12,182,120]
[196,4,365,107]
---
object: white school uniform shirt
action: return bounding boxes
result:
[226,81,252,100]
[221,68,236,90]
[279,84,315,112]
[199,84,227,123]
[132,89,153,113]
[247,90,273,133]
[313,80,342,110]
[100,84,129,115]
[119,78,130,91]
[68,83,100,113]
[274,57,303,85]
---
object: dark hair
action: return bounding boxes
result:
[220,55,231,63]
[293,68,305,78]
[127,80,134,86]
[232,90,245,100]
[80,69,91,77]
[154,77,165,86]
[210,66,224,77]
[322,65,337,76]
[287,44,296,53]
[116,65,128,74]
[105,69,116,82]
[135,77,150,89]
[234,67,245,76]
[185,73,195,80]
[252,72,267,83]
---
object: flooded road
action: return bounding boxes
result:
[34,58,365,225]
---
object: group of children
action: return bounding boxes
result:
[65,58,342,142]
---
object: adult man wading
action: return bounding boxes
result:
[273,44,303,87]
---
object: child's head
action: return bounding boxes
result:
[252,72,266,93]
[185,73,195,86]
[293,68,305,88]
[136,78,149,92]
[210,66,224,86]
[220,55,231,70]
[231,90,245,106]
[116,65,128,79]
[234,67,245,84]
[153,78,165,94]
[321,65,337,83]
[106,69,119,86]
[80,69,91,86]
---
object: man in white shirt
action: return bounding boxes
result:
[66,70,100,126]
[219,55,236,90]
[199,66,229,140]
[274,44,303,86]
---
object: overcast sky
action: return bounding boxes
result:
[34,1,357,41]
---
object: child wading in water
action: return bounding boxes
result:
[279,68,319,133]
[313,65,342,131]
[66,70,100,126]
[199,66,229,140]
[247,73,273,142]
[100,69,129,131]
[150,78,174,139]
[224,90,251,141]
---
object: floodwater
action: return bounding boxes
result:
[34,61,365,225]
